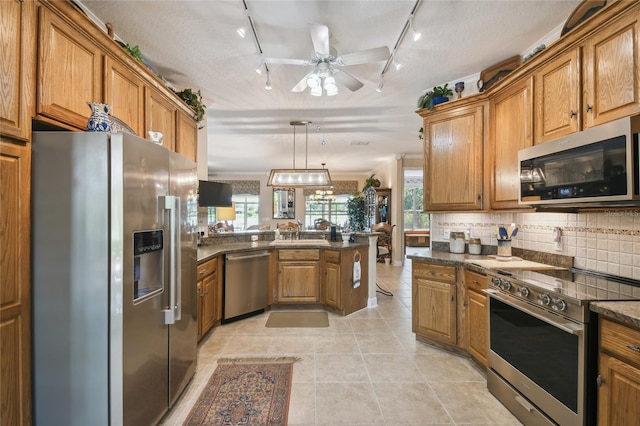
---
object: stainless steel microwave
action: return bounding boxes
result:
[518,116,640,206]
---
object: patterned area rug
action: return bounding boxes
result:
[183,357,297,426]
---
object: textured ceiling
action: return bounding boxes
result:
[80,0,581,177]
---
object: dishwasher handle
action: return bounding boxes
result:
[226,251,270,261]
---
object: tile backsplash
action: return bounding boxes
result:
[431,210,640,281]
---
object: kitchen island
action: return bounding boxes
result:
[195,234,374,338]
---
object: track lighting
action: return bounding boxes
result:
[264,71,272,91]
[393,59,403,71]
[409,17,421,41]
[236,26,246,38]
[376,77,384,93]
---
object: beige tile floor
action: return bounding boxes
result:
[160,251,522,425]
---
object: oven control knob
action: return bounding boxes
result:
[519,287,530,298]
[491,277,502,286]
[552,299,567,311]
[539,294,551,305]
[500,280,512,291]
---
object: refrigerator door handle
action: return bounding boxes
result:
[162,195,180,324]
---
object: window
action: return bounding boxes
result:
[304,194,350,229]
[403,187,429,230]
[232,195,260,231]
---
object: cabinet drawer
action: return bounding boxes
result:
[197,258,217,278]
[465,269,486,293]
[413,262,456,283]
[278,249,319,261]
[600,318,640,368]
[324,250,341,264]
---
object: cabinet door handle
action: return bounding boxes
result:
[199,269,208,275]
[627,344,640,353]
[450,296,454,302]
[570,109,576,118]
[585,104,592,112]
[596,375,604,387]
[463,300,468,307]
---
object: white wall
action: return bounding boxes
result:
[431,211,640,281]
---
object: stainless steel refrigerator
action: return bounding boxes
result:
[32,132,198,426]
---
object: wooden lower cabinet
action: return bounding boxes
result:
[412,262,457,346]
[464,269,488,367]
[197,257,221,341]
[322,250,341,309]
[0,141,32,426]
[598,318,640,425]
[276,250,320,303]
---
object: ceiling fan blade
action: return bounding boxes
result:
[263,57,310,66]
[309,24,330,56]
[334,69,364,92]
[291,71,314,92]
[337,46,390,66]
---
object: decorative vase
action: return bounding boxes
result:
[431,95,449,107]
[86,102,112,132]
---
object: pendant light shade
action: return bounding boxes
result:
[267,121,333,188]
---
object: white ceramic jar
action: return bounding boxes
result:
[449,232,465,254]
[469,238,482,255]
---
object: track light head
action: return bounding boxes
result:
[409,18,421,41]
[265,71,272,91]
[236,26,246,38]
[376,78,384,93]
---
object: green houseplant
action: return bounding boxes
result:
[116,41,144,63]
[418,83,454,110]
[346,193,366,232]
[363,174,381,191]
[174,88,206,128]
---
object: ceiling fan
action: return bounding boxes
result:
[263,24,390,95]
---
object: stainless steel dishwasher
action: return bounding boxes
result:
[223,250,270,321]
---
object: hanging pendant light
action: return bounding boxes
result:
[267,121,333,188]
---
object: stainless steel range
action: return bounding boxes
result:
[485,268,640,426]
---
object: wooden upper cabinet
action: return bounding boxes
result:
[37,7,103,129]
[534,48,581,143]
[176,110,197,163]
[104,57,144,136]
[422,103,485,211]
[583,12,640,128]
[0,0,36,142]
[145,87,176,151]
[489,77,533,210]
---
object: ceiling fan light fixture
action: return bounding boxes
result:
[307,73,321,88]
[310,86,322,96]
[325,84,338,96]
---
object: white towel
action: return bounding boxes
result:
[353,260,361,288]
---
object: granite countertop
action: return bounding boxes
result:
[407,248,489,273]
[590,301,640,330]
[197,240,368,263]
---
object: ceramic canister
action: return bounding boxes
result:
[449,232,465,254]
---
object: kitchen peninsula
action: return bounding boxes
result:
[195,231,373,338]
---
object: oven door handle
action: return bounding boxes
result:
[487,289,584,336]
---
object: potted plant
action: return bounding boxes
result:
[418,83,454,110]
[346,193,366,232]
[363,174,381,191]
[117,41,144,63]
[174,88,206,129]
